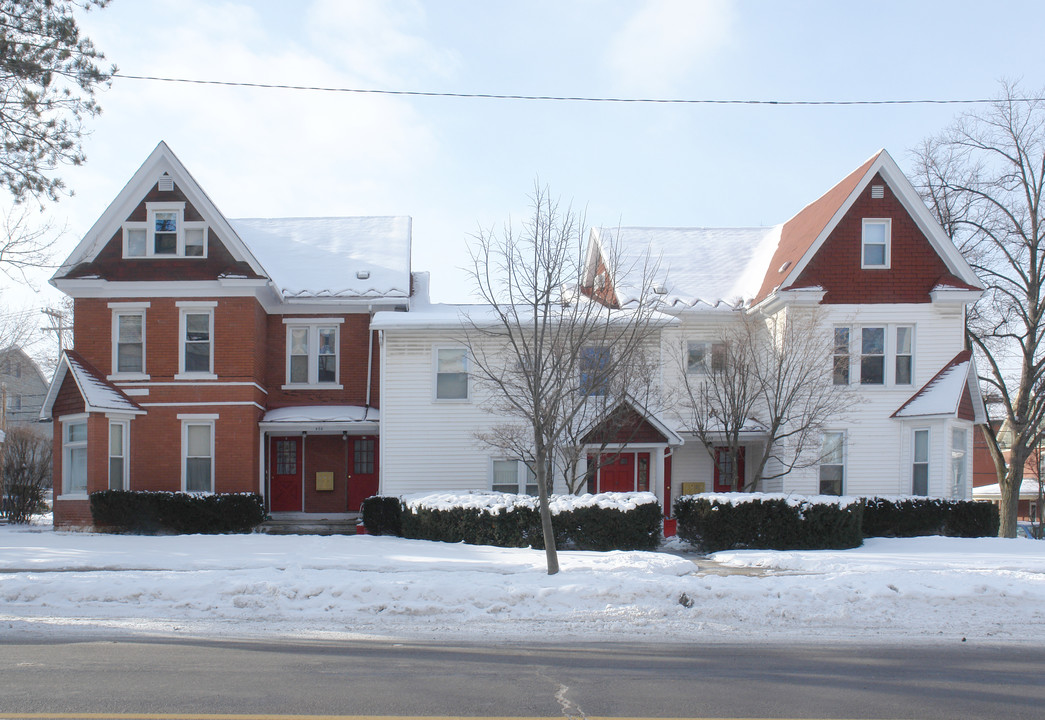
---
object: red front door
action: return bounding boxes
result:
[347,436,379,511]
[270,437,302,512]
[713,446,745,492]
[595,452,649,493]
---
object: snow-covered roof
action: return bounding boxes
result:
[371,299,678,331]
[973,480,1042,500]
[593,226,782,309]
[40,351,144,419]
[259,405,379,432]
[230,217,411,300]
[893,351,973,418]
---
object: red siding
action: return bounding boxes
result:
[582,405,668,445]
[791,173,964,304]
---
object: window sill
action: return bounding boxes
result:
[175,372,218,381]
[433,397,470,403]
[108,373,150,381]
[281,383,344,391]
[56,493,89,501]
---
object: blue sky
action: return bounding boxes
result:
[3,0,1044,318]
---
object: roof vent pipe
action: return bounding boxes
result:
[356,270,370,280]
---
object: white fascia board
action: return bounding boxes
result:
[39,354,70,420]
[52,278,270,299]
[968,355,988,425]
[930,287,983,304]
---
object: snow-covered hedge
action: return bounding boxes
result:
[861,496,998,538]
[90,490,266,534]
[673,493,863,553]
[367,491,662,551]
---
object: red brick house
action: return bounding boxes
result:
[41,142,411,527]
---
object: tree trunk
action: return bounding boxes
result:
[535,448,559,575]
[998,469,1022,538]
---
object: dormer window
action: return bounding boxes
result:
[123,202,207,259]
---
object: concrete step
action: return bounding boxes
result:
[258,514,362,536]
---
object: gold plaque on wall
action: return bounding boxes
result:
[315,472,334,491]
[680,481,706,496]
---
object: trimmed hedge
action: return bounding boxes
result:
[673,496,863,553]
[381,493,662,551]
[861,497,999,538]
[90,490,266,534]
[360,495,404,536]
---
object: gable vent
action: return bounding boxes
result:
[158,174,174,192]
[871,184,884,199]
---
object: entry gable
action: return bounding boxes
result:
[580,398,683,446]
[52,142,267,286]
[756,150,982,305]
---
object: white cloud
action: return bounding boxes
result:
[606,0,734,95]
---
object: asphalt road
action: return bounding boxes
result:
[1,637,1043,719]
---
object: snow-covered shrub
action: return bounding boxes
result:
[360,495,403,536]
[399,491,661,550]
[861,497,999,538]
[673,493,863,552]
[90,490,266,534]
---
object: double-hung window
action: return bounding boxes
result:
[109,302,149,379]
[895,326,913,385]
[123,202,207,259]
[491,459,538,495]
[435,347,468,400]
[687,340,726,375]
[283,319,342,389]
[951,428,968,497]
[832,327,850,385]
[62,416,89,496]
[176,302,216,378]
[912,429,930,496]
[109,420,128,491]
[580,346,611,396]
[860,327,885,385]
[819,431,845,496]
[861,219,890,268]
[181,415,216,493]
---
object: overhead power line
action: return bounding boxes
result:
[115,73,1041,107]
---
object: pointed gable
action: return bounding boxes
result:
[753,150,981,306]
[892,350,985,422]
[40,351,145,420]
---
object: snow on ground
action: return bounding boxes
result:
[2,522,1044,645]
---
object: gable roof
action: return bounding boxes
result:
[52,142,412,303]
[892,350,986,422]
[754,149,982,304]
[40,351,145,420]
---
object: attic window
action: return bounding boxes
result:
[123,202,208,259]
[871,185,885,199]
[158,174,174,192]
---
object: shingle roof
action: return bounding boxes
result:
[892,350,972,418]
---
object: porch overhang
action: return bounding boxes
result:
[259,405,380,434]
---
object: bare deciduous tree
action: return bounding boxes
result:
[912,81,1045,537]
[1,425,51,523]
[465,185,661,575]
[677,308,848,491]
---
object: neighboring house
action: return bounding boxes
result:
[40,142,410,527]
[972,419,1044,521]
[1,346,49,430]
[373,150,986,516]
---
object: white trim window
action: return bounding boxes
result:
[435,347,469,400]
[912,428,930,496]
[491,459,538,495]
[181,416,216,493]
[861,218,891,269]
[283,319,342,389]
[895,326,914,385]
[951,427,968,498]
[109,420,128,491]
[819,431,845,496]
[177,303,216,378]
[111,306,147,378]
[860,326,885,385]
[686,340,726,375]
[832,327,850,385]
[122,202,208,259]
[61,415,89,497]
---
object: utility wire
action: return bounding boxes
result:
[115,73,1041,107]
